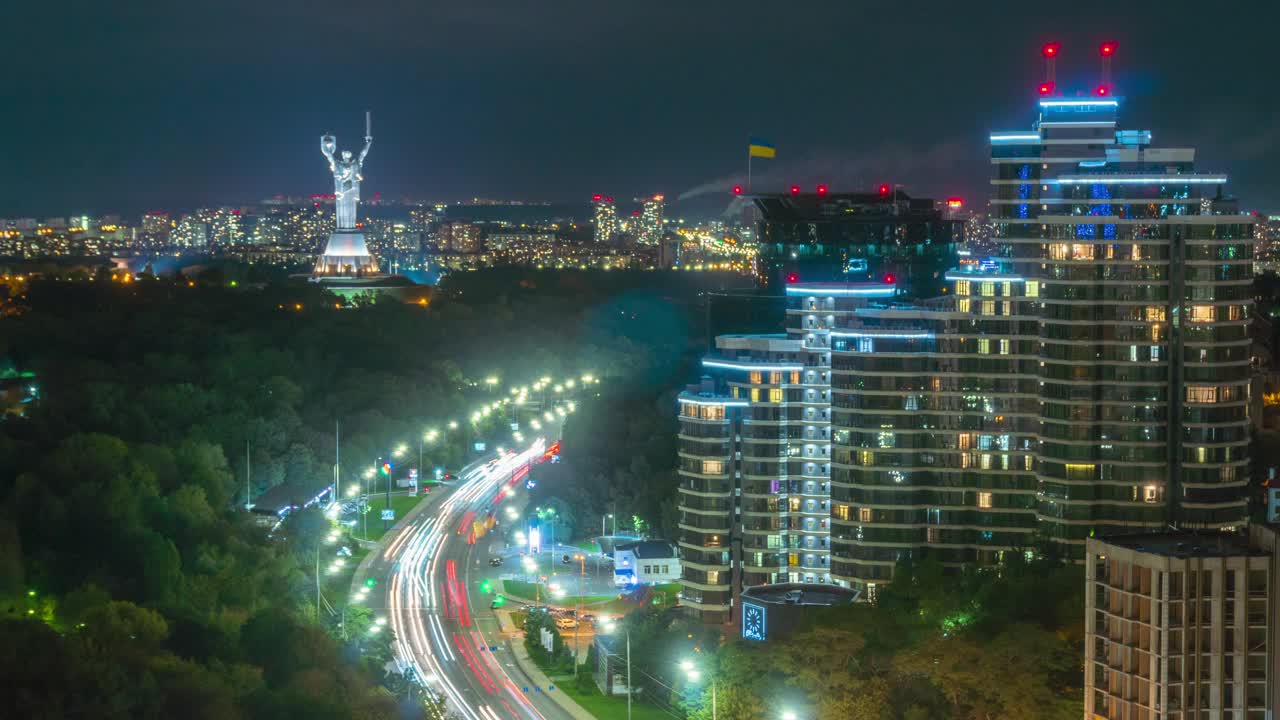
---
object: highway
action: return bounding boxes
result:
[373,438,576,720]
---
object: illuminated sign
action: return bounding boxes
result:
[742,602,767,641]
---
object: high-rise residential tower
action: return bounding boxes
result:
[678,88,1256,618]
[592,195,617,244]
[990,96,1254,552]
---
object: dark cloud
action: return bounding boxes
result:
[3,0,1278,217]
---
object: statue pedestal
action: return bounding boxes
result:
[313,231,379,277]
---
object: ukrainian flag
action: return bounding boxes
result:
[748,138,776,159]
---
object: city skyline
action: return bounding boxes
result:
[6,1,1280,217]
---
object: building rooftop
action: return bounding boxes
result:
[741,582,861,606]
[616,540,678,559]
[1097,531,1268,559]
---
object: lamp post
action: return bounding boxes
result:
[681,659,716,720]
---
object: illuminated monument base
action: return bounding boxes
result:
[313,230,380,277]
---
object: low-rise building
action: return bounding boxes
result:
[614,540,679,587]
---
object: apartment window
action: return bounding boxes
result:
[835,504,850,521]
[702,459,724,475]
[1221,466,1236,482]
[790,371,800,384]
[858,450,874,466]
[1195,447,1208,463]
[788,553,799,566]
[904,395,919,411]
[1002,282,1012,297]
[1186,385,1217,403]
[1151,345,1161,361]
[661,565,669,574]
[789,497,800,512]
[1189,305,1214,323]
[1049,243,1070,260]
[1143,485,1159,503]
[706,570,719,584]
[978,338,990,354]
[980,454,993,470]
[980,301,996,316]
[681,403,697,417]
[1072,243,1095,260]
[750,388,760,402]
[957,299,971,313]
[643,565,651,574]
[768,388,783,403]
[858,507,872,523]
[977,492,993,509]
[958,432,974,450]
[856,337,874,353]
[1228,305,1243,321]
[750,371,762,384]
[701,405,725,420]
[1145,306,1166,322]
[1131,243,1143,261]
[1065,463,1095,481]
[927,527,940,544]
[769,371,782,384]
[999,338,1011,355]
[980,281,995,297]
[955,279,970,296]
[1025,280,1039,298]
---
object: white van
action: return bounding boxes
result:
[554,616,578,630]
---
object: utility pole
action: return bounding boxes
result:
[626,631,632,720]
[315,543,321,621]
[334,420,340,507]
[245,440,252,510]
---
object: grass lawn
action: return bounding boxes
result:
[570,538,600,553]
[359,493,429,542]
[556,681,672,720]
[503,579,541,601]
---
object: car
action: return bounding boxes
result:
[561,554,571,564]
[443,473,456,480]
[488,557,503,567]
[579,613,595,624]
[554,617,578,630]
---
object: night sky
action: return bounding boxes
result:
[5,1,1279,217]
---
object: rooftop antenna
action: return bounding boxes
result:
[1040,42,1060,96]
[1098,41,1117,96]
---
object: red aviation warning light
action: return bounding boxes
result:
[786,273,799,283]
[1041,42,1060,58]
[1100,41,1117,57]
[1038,81,1055,96]
[1096,85,1111,96]
[883,273,896,284]
[732,185,743,195]
[789,185,800,195]
[946,198,964,209]
[878,184,890,196]
[816,184,828,195]
[592,194,602,201]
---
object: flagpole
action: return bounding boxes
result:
[747,146,753,194]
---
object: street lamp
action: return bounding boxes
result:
[448,420,459,430]
[782,712,797,720]
[682,658,716,720]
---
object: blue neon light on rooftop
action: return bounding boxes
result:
[989,133,1041,142]
[1039,99,1119,108]
[830,331,934,340]
[1078,160,1108,168]
[784,286,896,297]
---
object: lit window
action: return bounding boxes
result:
[978,338,990,354]
[858,450,874,466]
[955,279,970,296]
[770,371,782,384]
[1002,282,1012,296]
[977,492,993,509]
[999,339,1010,355]
[1185,385,1217,403]
[1145,306,1166,323]
[768,388,783,403]
[927,527,940,544]
[750,388,760,402]
[1024,280,1039,298]
[835,504,850,521]
[1189,305,1214,323]
[701,405,725,420]
[1065,463,1095,481]
[1143,485,1159,503]
[749,371,762,384]
[980,281,995,297]
[1071,243,1094,260]
[858,507,872,523]
[790,371,800,384]
[702,460,724,475]
[957,299,971,313]
[981,301,996,316]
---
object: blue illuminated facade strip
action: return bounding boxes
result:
[944,272,1025,282]
[678,396,750,408]
[1054,176,1226,185]
[829,330,935,339]
[701,359,804,372]
[989,133,1041,142]
[784,285,896,297]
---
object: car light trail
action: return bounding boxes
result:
[387,438,550,720]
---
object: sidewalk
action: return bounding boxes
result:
[508,639,596,720]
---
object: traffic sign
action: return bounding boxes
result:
[381,509,395,521]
